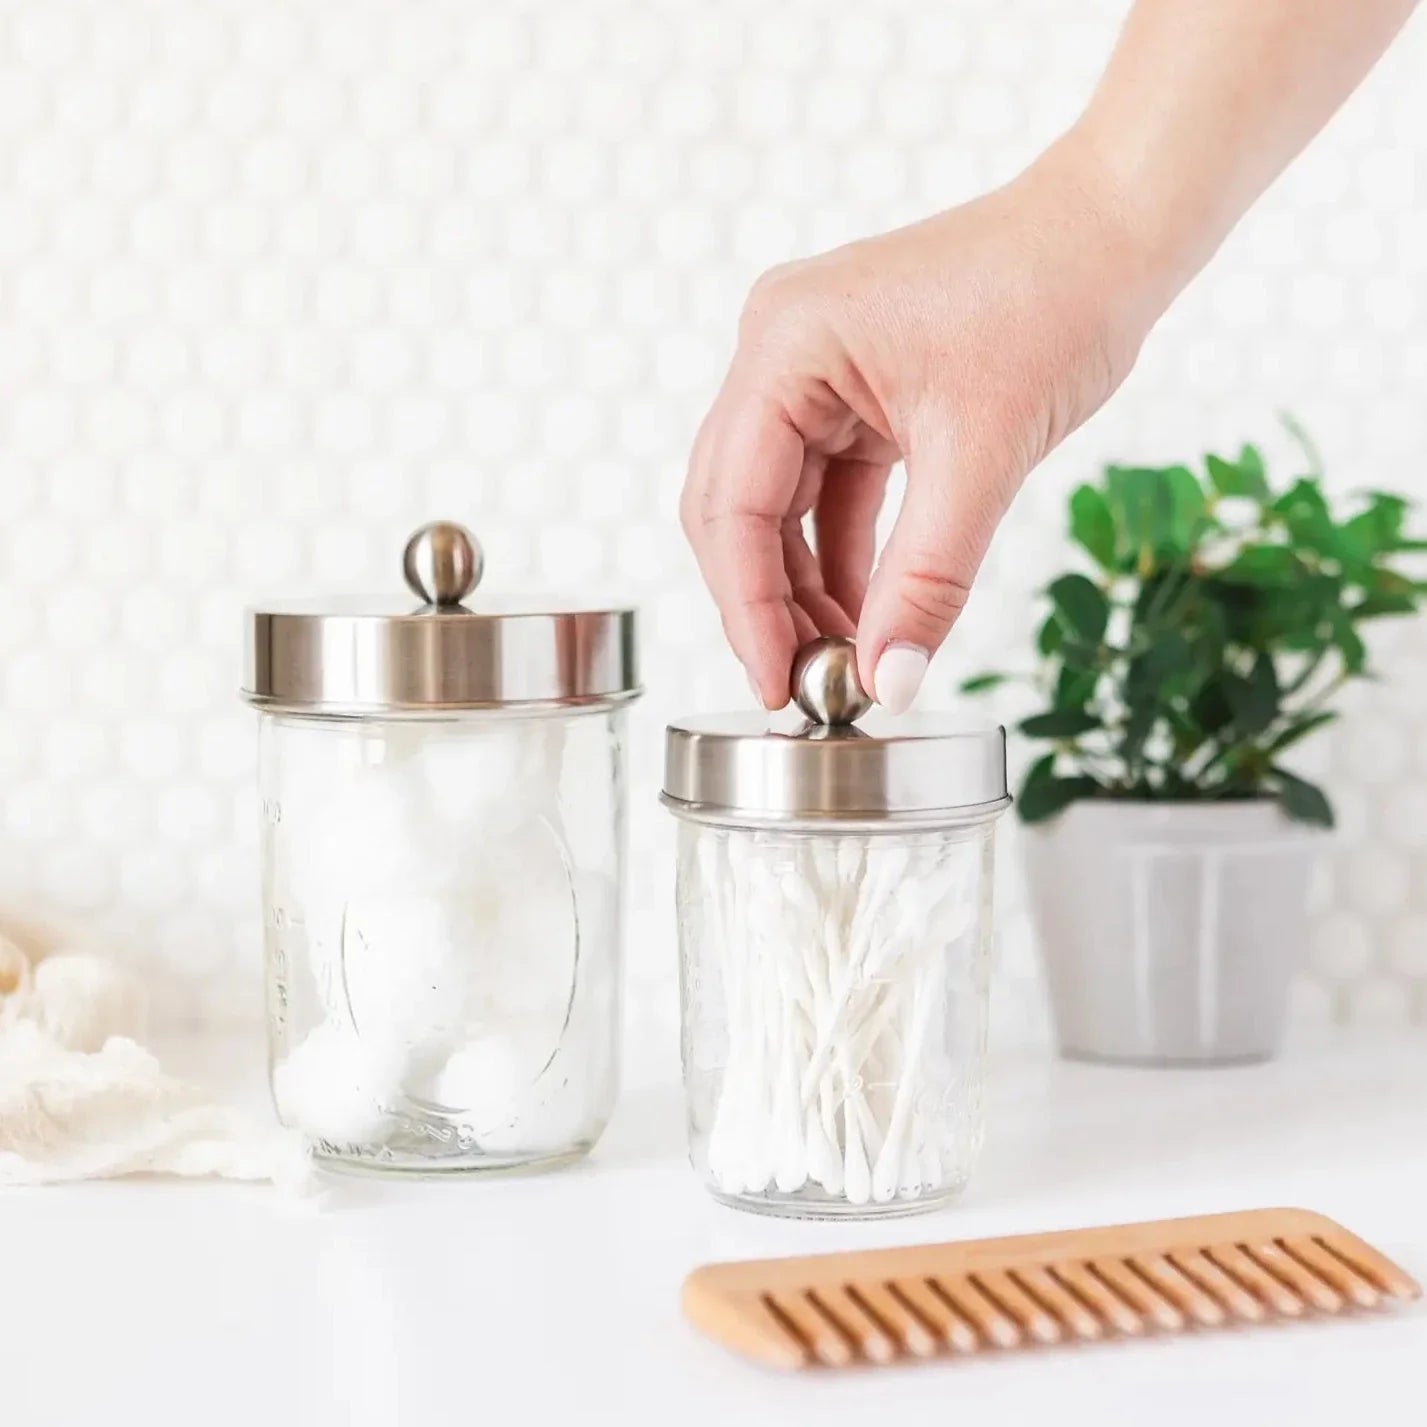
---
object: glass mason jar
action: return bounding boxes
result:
[662,638,1008,1219]
[243,522,639,1174]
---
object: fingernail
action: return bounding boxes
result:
[874,643,928,715]
[746,669,766,707]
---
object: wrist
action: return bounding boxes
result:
[996,130,1182,373]
[1047,110,1224,318]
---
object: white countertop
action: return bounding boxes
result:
[5,1029,1425,1427]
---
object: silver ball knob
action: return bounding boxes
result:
[402,521,484,606]
[791,636,872,726]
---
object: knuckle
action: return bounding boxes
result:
[738,261,806,341]
[897,567,972,628]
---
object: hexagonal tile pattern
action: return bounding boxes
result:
[0,1,1424,1040]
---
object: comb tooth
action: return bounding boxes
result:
[1014,1265,1104,1340]
[1169,1249,1266,1322]
[850,1283,938,1359]
[1205,1245,1304,1317]
[818,1285,896,1364]
[973,1270,1062,1344]
[1247,1242,1342,1313]
[748,1294,815,1369]
[767,1291,854,1366]
[888,1278,980,1354]
[1281,1238,1378,1309]
[1130,1253,1226,1326]
[687,1215,1422,1372]
[1311,1234,1421,1302]
[1051,1261,1144,1336]
[1089,1257,1185,1331]
[931,1275,1022,1348]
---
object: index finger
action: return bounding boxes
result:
[682,379,808,707]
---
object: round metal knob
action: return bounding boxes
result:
[402,521,484,606]
[791,635,872,726]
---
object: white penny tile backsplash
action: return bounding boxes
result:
[1,1,1424,1042]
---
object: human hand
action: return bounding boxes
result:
[681,142,1165,712]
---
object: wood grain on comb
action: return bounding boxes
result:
[681,1208,1420,1370]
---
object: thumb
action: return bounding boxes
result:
[855,423,1011,713]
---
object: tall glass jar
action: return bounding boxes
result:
[662,638,1008,1219]
[243,522,638,1175]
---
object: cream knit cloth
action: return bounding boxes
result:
[0,935,308,1188]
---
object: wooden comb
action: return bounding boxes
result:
[682,1207,1420,1369]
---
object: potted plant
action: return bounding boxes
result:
[964,423,1423,1064]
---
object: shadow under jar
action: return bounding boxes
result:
[242,521,639,1175]
[662,639,1010,1220]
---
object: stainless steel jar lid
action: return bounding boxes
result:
[662,637,1009,828]
[243,521,639,716]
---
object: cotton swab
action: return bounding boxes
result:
[693,830,983,1209]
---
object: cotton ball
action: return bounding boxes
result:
[272,1019,405,1146]
[340,892,491,1047]
[329,760,430,888]
[474,828,578,1026]
[278,727,431,897]
[26,952,147,1052]
[437,1019,600,1157]
[431,1035,527,1132]
[416,722,553,838]
[0,934,31,1001]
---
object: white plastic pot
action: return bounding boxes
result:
[1023,801,1324,1065]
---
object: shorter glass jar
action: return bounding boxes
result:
[663,638,1008,1219]
[244,522,638,1174]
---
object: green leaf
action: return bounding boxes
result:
[1166,703,1209,761]
[1020,708,1100,739]
[1018,756,1098,823]
[1242,571,1340,653]
[1036,613,1064,658]
[1163,465,1209,551]
[1126,631,1194,701]
[1369,567,1418,596]
[960,673,1009,694]
[1121,702,1157,765]
[1359,492,1407,549]
[1206,448,1269,500]
[1329,608,1367,674]
[1058,639,1104,672]
[1022,751,1055,786]
[1274,768,1334,828]
[1190,678,1235,736]
[1048,573,1110,645]
[1264,710,1337,755]
[1054,664,1098,709]
[1224,653,1280,737]
[1273,479,1335,555]
[1221,545,1301,588]
[1336,496,1415,571]
[1106,466,1175,567]
[1351,591,1418,620]
[1069,484,1117,569]
[1238,443,1267,488]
